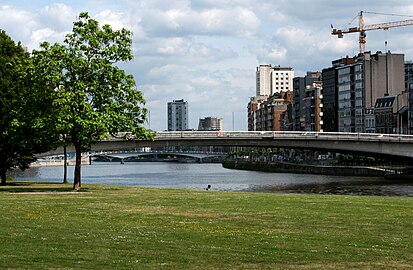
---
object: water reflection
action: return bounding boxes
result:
[8,162,413,197]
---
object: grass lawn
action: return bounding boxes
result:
[0,181,412,269]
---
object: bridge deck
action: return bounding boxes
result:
[39,131,413,160]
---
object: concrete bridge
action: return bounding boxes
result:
[41,131,413,160]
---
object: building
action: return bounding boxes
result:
[303,81,323,131]
[293,71,321,131]
[256,64,294,96]
[167,99,188,131]
[322,56,356,132]
[374,93,408,134]
[254,91,292,131]
[337,51,405,132]
[271,66,294,93]
[256,65,272,96]
[198,117,223,131]
[405,61,413,134]
[247,96,267,131]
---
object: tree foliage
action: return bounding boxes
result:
[32,12,153,190]
[0,30,57,184]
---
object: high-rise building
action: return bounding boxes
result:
[198,117,223,131]
[337,51,405,133]
[167,99,188,131]
[303,81,323,131]
[271,66,294,94]
[322,56,356,132]
[292,71,321,131]
[256,65,272,96]
[256,64,294,96]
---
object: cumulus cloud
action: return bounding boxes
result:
[40,3,75,31]
[0,5,36,44]
[138,6,260,38]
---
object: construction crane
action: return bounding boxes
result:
[331,11,413,54]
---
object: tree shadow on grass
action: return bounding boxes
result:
[0,181,89,193]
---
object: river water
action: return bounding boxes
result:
[9,162,413,196]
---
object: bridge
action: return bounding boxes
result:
[41,131,413,160]
[92,151,226,163]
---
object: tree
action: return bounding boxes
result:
[0,30,57,184]
[32,12,153,191]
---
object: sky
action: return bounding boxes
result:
[2,1,413,131]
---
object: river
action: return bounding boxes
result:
[8,162,413,196]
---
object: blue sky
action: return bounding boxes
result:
[2,0,413,131]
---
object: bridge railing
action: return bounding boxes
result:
[153,131,413,142]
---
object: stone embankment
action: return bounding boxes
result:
[31,157,90,167]
[222,160,387,177]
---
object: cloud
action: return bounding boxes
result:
[40,3,75,31]
[0,5,36,44]
[136,5,260,38]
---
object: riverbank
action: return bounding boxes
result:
[223,159,391,177]
[0,181,412,269]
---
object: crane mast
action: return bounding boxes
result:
[331,11,413,54]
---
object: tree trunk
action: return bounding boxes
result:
[63,145,68,184]
[0,170,7,186]
[73,143,82,191]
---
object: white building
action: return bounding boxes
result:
[256,64,294,96]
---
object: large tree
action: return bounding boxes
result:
[0,30,57,184]
[32,12,152,191]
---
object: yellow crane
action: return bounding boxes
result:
[331,11,413,54]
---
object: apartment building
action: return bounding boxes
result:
[292,71,321,131]
[256,64,294,96]
[303,81,323,131]
[167,99,188,131]
[254,91,293,131]
[336,51,405,132]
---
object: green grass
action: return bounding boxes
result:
[0,181,412,269]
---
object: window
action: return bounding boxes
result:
[338,67,350,75]
[338,84,351,92]
[338,75,351,84]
